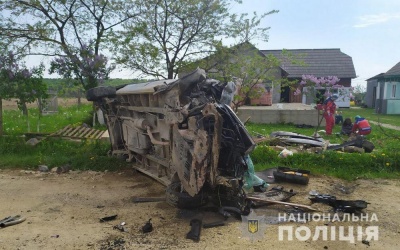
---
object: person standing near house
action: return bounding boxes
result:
[323,94,338,135]
[352,115,372,135]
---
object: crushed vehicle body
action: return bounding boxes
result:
[87,68,256,210]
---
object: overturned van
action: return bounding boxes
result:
[86,68,256,210]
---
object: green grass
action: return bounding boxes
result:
[0,136,129,171]
[3,104,100,135]
[0,104,399,180]
[338,107,400,126]
[247,122,400,180]
[0,103,125,171]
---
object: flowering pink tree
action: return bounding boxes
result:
[50,43,115,91]
[294,74,348,104]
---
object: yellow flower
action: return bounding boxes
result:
[382,153,385,156]
[386,163,390,166]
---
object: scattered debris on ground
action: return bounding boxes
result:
[266,131,375,154]
[186,219,202,242]
[272,167,310,185]
[1,170,397,249]
[0,215,26,228]
[141,219,153,233]
[100,215,118,223]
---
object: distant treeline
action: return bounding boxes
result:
[43,78,146,97]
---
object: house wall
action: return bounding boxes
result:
[301,86,351,108]
[383,81,400,114]
[338,78,352,87]
[375,82,386,113]
[384,81,400,98]
[284,77,353,104]
[366,79,379,108]
[237,107,324,126]
[374,81,400,114]
[386,99,400,114]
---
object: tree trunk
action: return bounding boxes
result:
[0,97,3,136]
[168,66,174,79]
[77,89,82,107]
[26,112,30,133]
[22,102,28,116]
[38,97,43,113]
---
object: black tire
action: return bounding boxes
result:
[165,182,208,209]
[86,86,116,101]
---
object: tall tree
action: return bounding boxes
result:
[49,43,114,91]
[0,51,47,134]
[113,0,277,79]
[0,0,141,89]
[185,42,287,112]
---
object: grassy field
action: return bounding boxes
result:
[1,104,125,171]
[337,107,400,125]
[2,104,97,135]
[240,106,398,180]
[0,104,399,180]
[247,122,400,180]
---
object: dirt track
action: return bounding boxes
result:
[0,168,399,250]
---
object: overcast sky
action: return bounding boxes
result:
[233,0,400,88]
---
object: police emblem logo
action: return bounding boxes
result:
[241,209,266,241]
[248,219,259,234]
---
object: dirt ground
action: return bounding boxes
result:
[0,168,399,250]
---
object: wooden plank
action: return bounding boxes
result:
[77,127,89,137]
[89,130,100,139]
[65,127,81,137]
[85,129,97,138]
[70,126,85,137]
[90,130,101,139]
[94,130,106,139]
[48,125,106,141]
[49,125,71,136]
[80,127,92,137]
[62,126,76,136]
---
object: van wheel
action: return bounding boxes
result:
[165,182,208,209]
[86,86,116,101]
